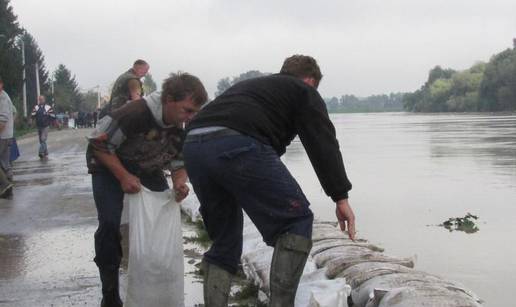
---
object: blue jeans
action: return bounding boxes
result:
[184,131,313,274]
[92,170,169,270]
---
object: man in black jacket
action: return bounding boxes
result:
[183,55,356,307]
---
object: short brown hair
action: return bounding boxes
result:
[162,72,208,106]
[133,59,148,67]
[280,54,323,88]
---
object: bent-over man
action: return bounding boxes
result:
[87,72,208,307]
[183,55,356,307]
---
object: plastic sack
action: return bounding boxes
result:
[125,188,184,307]
[296,278,350,307]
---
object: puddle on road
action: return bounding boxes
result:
[0,226,100,306]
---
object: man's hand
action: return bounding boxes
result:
[120,173,141,194]
[336,198,356,241]
[173,181,189,202]
[171,168,189,202]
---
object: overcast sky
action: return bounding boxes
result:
[11,0,516,98]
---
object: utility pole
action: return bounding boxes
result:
[35,62,41,98]
[97,85,101,109]
[21,39,27,118]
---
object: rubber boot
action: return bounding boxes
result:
[269,233,312,307]
[0,169,13,196]
[203,261,232,307]
[99,268,123,307]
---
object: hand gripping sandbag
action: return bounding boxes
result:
[125,188,184,307]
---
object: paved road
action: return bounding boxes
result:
[0,128,204,307]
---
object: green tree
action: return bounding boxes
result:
[215,70,269,96]
[81,90,98,112]
[215,77,231,97]
[53,64,83,112]
[0,0,23,102]
[479,48,516,111]
[143,73,157,94]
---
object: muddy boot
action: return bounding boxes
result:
[0,169,13,196]
[269,233,312,307]
[99,268,123,307]
[203,261,232,307]
[0,187,13,199]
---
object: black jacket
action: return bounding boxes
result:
[186,74,352,201]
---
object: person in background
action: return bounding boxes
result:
[31,95,55,159]
[87,72,208,307]
[183,55,355,307]
[93,108,99,128]
[99,59,149,118]
[0,76,15,198]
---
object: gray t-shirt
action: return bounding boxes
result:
[0,91,15,139]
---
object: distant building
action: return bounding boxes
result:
[513,38,516,48]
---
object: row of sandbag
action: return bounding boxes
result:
[180,193,482,307]
[310,222,483,307]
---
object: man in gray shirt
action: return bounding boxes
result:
[0,76,15,198]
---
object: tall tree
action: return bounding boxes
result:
[215,70,269,96]
[143,74,157,94]
[53,64,82,112]
[479,48,516,111]
[81,90,98,112]
[0,0,23,102]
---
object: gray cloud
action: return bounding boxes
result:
[12,0,516,98]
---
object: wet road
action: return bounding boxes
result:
[0,128,100,306]
[0,128,204,306]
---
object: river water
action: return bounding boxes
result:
[283,112,516,307]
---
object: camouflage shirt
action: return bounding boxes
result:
[100,69,143,118]
[86,96,184,179]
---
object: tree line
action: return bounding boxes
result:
[1,0,84,119]
[216,45,516,114]
[215,70,404,113]
[1,0,158,122]
[403,46,516,112]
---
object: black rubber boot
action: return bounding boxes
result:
[0,169,13,196]
[99,268,123,307]
[203,261,232,307]
[269,233,312,307]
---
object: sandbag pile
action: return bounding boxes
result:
[180,193,482,307]
[310,223,483,307]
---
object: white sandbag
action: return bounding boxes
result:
[125,188,184,307]
[295,278,350,307]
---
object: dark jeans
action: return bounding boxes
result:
[37,126,49,156]
[184,131,313,274]
[92,170,169,270]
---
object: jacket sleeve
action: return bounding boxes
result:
[31,105,37,117]
[295,88,352,202]
[46,105,56,118]
[87,115,126,154]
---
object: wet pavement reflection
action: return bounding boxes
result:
[0,128,206,306]
[0,129,103,306]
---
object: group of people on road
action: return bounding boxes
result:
[87,55,356,307]
[0,75,58,200]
